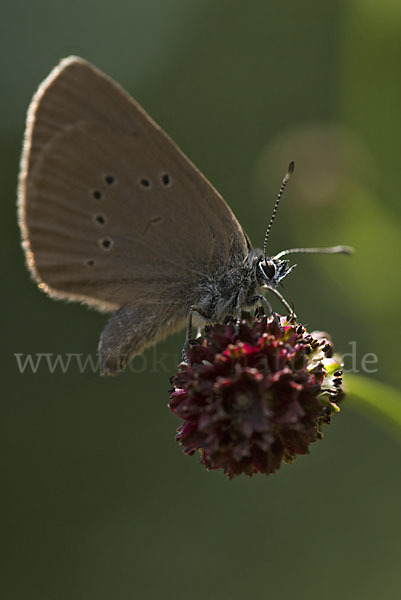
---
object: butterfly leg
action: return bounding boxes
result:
[182,305,202,362]
[265,286,296,318]
[251,295,283,333]
[235,288,245,332]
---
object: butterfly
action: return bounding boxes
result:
[18,56,352,375]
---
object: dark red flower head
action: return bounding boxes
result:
[169,312,344,479]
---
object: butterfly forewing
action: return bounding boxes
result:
[18,56,248,313]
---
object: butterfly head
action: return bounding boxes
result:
[257,257,296,288]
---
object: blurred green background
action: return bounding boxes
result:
[1,1,400,599]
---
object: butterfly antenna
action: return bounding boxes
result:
[263,161,294,261]
[274,245,354,260]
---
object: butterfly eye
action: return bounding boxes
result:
[261,261,276,279]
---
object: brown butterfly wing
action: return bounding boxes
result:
[18,56,248,313]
